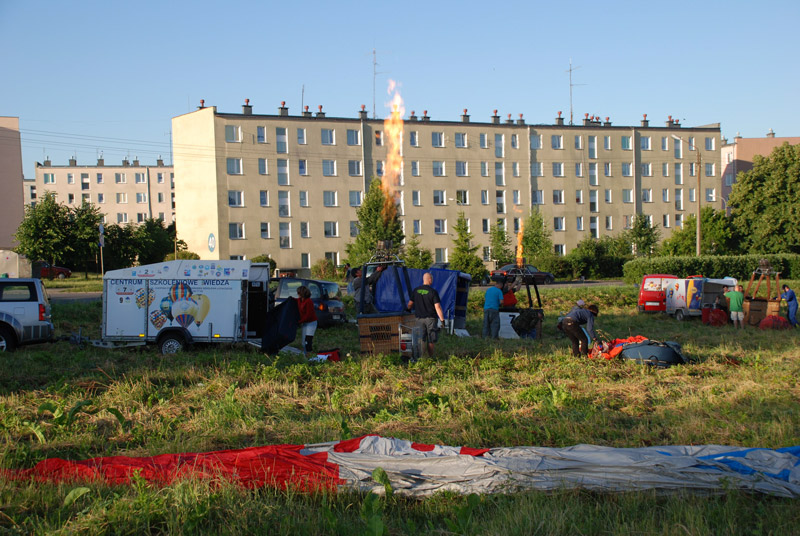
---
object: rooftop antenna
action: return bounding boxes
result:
[301,84,305,112]
[372,48,388,119]
[566,59,586,126]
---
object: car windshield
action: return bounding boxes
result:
[321,282,340,299]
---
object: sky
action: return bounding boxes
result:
[2,0,798,180]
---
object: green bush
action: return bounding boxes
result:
[311,258,337,280]
[250,254,277,272]
[164,251,201,261]
[622,254,800,285]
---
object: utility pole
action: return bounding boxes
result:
[566,60,585,126]
[696,148,702,256]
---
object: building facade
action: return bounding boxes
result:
[721,130,800,203]
[172,102,722,268]
[33,158,175,225]
[0,117,25,249]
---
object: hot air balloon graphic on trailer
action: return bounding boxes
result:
[172,298,198,329]
[169,282,193,302]
[193,294,211,326]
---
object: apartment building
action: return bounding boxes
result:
[172,102,722,268]
[0,117,25,248]
[33,158,175,225]
[721,130,800,203]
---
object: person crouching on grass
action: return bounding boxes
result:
[561,304,599,356]
[296,286,317,355]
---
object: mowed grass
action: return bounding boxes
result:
[41,272,103,293]
[1,284,799,534]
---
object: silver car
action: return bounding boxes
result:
[0,279,54,351]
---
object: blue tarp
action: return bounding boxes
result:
[373,267,470,323]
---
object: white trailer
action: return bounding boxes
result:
[99,260,272,353]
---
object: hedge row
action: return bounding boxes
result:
[622,254,800,285]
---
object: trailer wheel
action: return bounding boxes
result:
[0,325,17,352]
[159,333,185,354]
[675,309,685,322]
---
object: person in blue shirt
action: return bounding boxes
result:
[483,280,504,338]
[561,304,599,356]
[781,284,797,327]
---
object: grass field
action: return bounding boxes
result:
[1,284,799,534]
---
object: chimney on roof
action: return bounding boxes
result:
[69,157,77,166]
[122,158,130,167]
[641,113,649,127]
[43,156,51,167]
[409,110,417,121]
[157,157,164,166]
[461,109,469,123]
[242,99,252,115]
[97,158,104,166]
[198,99,205,109]
[421,110,430,122]
[359,104,368,120]
[555,111,564,126]
[303,105,312,118]
[505,113,514,125]
[491,109,500,124]
[279,101,289,117]
[133,158,139,166]
[315,105,325,118]
[767,128,775,138]
[604,116,611,127]
[516,113,525,125]
[582,113,591,126]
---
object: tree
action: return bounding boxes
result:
[520,210,553,264]
[345,178,404,266]
[65,201,103,276]
[102,223,138,270]
[402,234,433,269]
[14,192,72,266]
[449,212,488,282]
[489,221,514,266]
[661,206,739,256]
[627,214,661,257]
[728,142,800,253]
[134,218,175,265]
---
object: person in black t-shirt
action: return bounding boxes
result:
[407,272,445,358]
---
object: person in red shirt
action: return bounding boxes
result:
[296,286,318,354]
[502,279,521,308]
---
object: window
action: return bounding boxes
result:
[481,162,489,177]
[513,162,520,177]
[456,190,468,205]
[323,191,337,207]
[577,216,584,231]
[225,125,241,143]
[258,158,268,175]
[641,163,652,176]
[117,213,128,224]
[513,190,520,205]
[227,158,242,175]
[641,136,651,150]
[674,163,683,185]
[553,217,565,231]
[81,174,90,190]
[347,129,360,146]
[433,161,445,176]
[621,163,632,177]
[278,191,290,217]
[349,190,362,207]
[604,189,612,204]
[297,128,306,145]
[621,136,631,150]
[576,189,584,204]
[433,190,446,205]
[136,192,148,204]
[483,246,491,261]
[301,253,309,268]
[409,131,418,147]
[511,134,518,149]
[552,162,564,177]
[277,159,289,185]
[513,217,521,233]
[435,248,447,263]
[115,173,126,184]
[348,221,358,237]
[97,173,104,184]
[674,140,683,159]
[663,214,670,228]
[588,136,597,159]
[705,163,715,177]
[551,135,563,149]
[662,163,669,177]
[689,162,696,177]
[590,216,599,238]
[412,190,421,206]
[724,172,734,186]
[298,159,308,175]
[227,190,243,207]
[374,131,383,146]
[604,163,612,177]
[705,188,716,202]
[574,135,582,149]
[257,126,267,143]
[589,163,598,185]
[688,137,695,151]
[496,190,505,213]
[589,190,598,213]
[662,188,670,202]
[495,134,504,157]
[67,193,74,204]
[496,218,506,232]
[604,136,611,150]
[413,220,421,234]
[229,222,245,239]
[575,162,583,177]
[531,189,543,204]
[411,161,420,176]
[662,136,669,151]
[455,132,467,148]
[481,190,489,205]
[116,193,127,203]
[624,215,632,229]
[623,189,633,203]
[298,190,308,207]
[530,134,542,149]
[675,189,683,210]
[456,161,468,176]
[482,219,490,234]
[97,193,105,203]
[705,137,715,151]
[642,189,652,203]
[675,214,684,228]
[279,222,291,248]
[323,221,338,237]
[605,216,613,230]
[553,190,564,204]
[276,128,287,153]
[531,162,543,177]
[260,190,269,207]
[321,128,335,145]
[261,222,271,239]
[495,162,504,186]
[480,133,488,148]
[431,132,444,147]
[554,244,565,256]
[376,161,384,176]
[348,160,362,176]
[323,160,336,176]
[434,219,447,234]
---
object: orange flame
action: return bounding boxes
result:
[381,80,404,223]
[516,220,525,266]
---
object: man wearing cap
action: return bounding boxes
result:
[561,304,600,356]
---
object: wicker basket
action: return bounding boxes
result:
[358,313,416,354]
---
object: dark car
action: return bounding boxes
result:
[269,277,345,327]
[38,263,72,279]
[490,264,555,285]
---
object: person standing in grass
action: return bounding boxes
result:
[296,286,317,355]
[725,285,745,329]
[561,304,599,356]
[483,279,504,338]
[407,272,445,358]
[781,284,798,327]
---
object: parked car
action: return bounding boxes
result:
[0,278,54,351]
[38,263,72,279]
[269,277,346,327]
[490,264,555,285]
[637,274,678,313]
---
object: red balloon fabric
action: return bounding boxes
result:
[759,315,791,330]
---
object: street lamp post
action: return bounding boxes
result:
[673,135,702,256]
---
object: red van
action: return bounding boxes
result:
[637,274,678,313]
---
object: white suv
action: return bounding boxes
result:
[0,279,54,351]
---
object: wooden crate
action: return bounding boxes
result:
[358,313,415,354]
[744,299,780,326]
